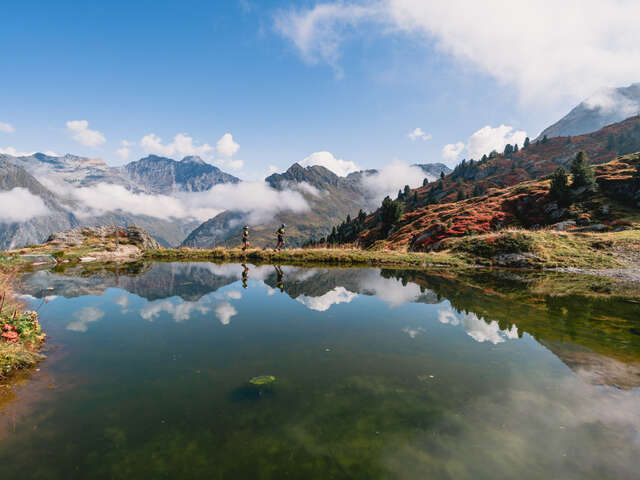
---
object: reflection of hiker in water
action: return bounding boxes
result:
[241,225,250,251]
[241,264,249,289]
[274,265,284,292]
[274,223,286,251]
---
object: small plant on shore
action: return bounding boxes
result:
[452,232,534,258]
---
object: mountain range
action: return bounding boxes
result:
[0,149,450,250]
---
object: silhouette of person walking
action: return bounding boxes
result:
[241,264,249,289]
[274,265,284,292]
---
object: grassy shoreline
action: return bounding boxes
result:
[0,264,46,379]
[144,229,640,272]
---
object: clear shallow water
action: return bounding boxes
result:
[1,262,640,479]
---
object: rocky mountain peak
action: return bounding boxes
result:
[180,155,207,165]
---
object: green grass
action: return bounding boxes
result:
[145,228,640,271]
[145,247,464,268]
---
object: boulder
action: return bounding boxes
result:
[492,252,540,268]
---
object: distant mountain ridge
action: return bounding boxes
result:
[125,155,240,194]
[540,83,640,139]
[182,161,451,249]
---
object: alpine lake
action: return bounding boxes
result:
[1,261,639,479]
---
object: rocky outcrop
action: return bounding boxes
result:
[45,225,162,251]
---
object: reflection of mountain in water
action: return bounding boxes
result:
[20,262,239,302]
[20,262,640,388]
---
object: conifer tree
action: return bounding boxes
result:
[380,196,403,236]
[549,166,570,204]
[570,151,595,188]
[524,137,530,148]
[440,171,445,179]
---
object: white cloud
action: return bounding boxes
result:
[0,122,15,133]
[215,302,237,325]
[140,132,214,159]
[583,87,640,117]
[275,2,378,77]
[276,1,640,104]
[0,188,50,223]
[66,120,106,147]
[216,133,240,157]
[299,151,359,177]
[442,142,465,163]
[407,127,431,141]
[116,140,135,161]
[466,125,527,160]
[0,147,35,156]
[296,286,358,312]
[66,179,310,224]
[361,160,424,203]
[67,306,104,332]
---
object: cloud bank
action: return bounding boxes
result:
[360,160,425,202]
[67,180,310,224]
[0,188,50,223]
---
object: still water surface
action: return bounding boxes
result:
[1,262,639,479]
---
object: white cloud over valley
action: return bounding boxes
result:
[65,179,310,224]
[360,160,425,203]
[0,188,50,223]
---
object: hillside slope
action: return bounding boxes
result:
[321,118,640,252]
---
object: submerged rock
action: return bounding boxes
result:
[249,375,276,386]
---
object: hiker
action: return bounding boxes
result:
[242,225,250,251]
[241,264,249,289]
[274,223,286,251]
[274,265,284,292]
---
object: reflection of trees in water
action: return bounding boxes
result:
[381,268,640,388]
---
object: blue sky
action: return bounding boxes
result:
[1,0,639,179]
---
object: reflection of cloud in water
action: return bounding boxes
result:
[438,310,459,326]
[225,290,242,300]
[115,294,130,311]
[402,326,425,338]
[296,286,358,312]
[215,302,237,325]
[384,375,640,478]
[439,308,518,344]
[67,306,104,332]
[140,298,210,323]
[358,270,423,307]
